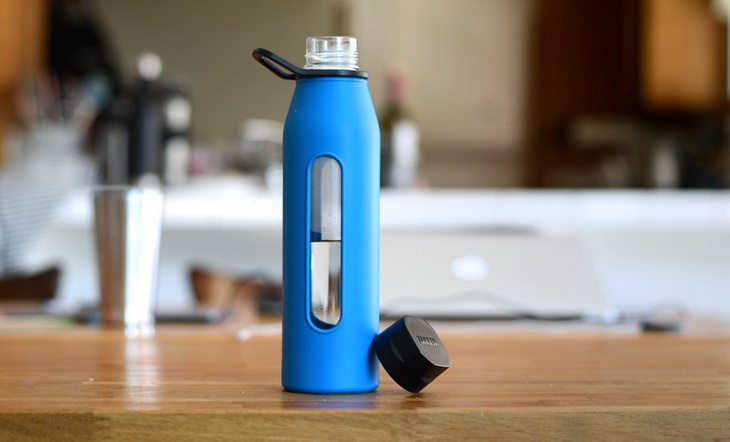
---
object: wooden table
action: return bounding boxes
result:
[0,321,729,441]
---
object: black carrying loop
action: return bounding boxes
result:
[252,48,368,80]
[252,48,304,80]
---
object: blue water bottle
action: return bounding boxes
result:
[253,36,380,393]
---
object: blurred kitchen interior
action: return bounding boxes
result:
[1,0,729,319]
[92,0,730,188]
[2,0,729,188]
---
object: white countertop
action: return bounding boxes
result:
[52,177,730,233]
[33,178,730,318]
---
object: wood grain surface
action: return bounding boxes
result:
[0,325,729,441]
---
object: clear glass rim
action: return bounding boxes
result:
[304,36,359,71]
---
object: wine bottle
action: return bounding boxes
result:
[379,66,420,188]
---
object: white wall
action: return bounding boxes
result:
[95,0,336,142]
[350,0,533,152]
[94,0,533,186]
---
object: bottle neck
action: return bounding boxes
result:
[304,36,359,71]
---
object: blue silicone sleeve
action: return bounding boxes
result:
[281,76,380,394]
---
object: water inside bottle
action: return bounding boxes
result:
[311,240,341,327]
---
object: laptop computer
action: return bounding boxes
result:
[380,231,607,319]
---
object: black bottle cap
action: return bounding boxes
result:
[374,316,450,393]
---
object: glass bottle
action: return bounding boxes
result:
[254,36,380,393]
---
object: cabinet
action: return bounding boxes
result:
[0,0,47,165]
[527,0,726,187]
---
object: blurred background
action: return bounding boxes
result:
[3,0,729,189]
[1,0,729,321]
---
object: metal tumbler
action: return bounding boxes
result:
[93,186,164,338]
